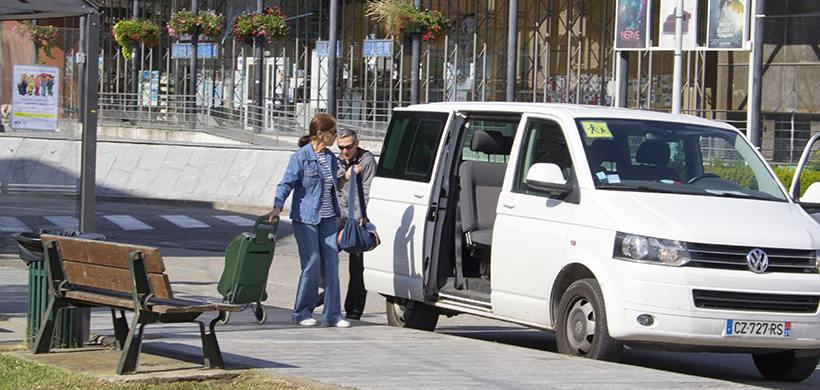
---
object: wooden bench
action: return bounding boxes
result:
[32,234,241,374]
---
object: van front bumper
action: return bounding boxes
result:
[603,262,820,350]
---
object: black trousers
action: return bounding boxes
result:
[344,251,366,316]
[334,217,367,317]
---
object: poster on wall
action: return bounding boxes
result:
[707,0,747,49]
[658,0,698,50]
[11,65,60,131]
[615,0,650,50]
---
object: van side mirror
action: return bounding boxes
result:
[526,163,574,194]
[799,182,820,205]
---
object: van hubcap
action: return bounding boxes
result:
[565,298,595,355]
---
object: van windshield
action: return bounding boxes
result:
[576,118,788,202]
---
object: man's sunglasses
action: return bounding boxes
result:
[338,144,356,151]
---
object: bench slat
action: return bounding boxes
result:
[41,234,166,273]
[64,289,241,314]
[63,260,174,299]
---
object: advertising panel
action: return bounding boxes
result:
[615,0,650,50]
[11,65,60,131]
[707,0,747,49]
[658,0,698,50]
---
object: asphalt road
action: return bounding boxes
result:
[1,194,818,388]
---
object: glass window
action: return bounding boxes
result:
[377,111,448,182]
[461,118,518,163]
[513,119,572,195]
[576,118,788,202]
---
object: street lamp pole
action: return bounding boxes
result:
[672,0,683,115]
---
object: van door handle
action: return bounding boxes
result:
[414,188,425,199]
[502,197,516,209]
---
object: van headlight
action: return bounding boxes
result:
[614,232,691,266]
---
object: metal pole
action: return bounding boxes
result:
[616,51,628,107]
[410,0,421,105]
[190,0,199,130]
[747,0,765,146]
[78,17,86,123]
[328,0,339,116]
[131,1,139,100]
[672,0,683,114]
[253,0,264,133]
[80,12,100,236]
[506,0,518,102]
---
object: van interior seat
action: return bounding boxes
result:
[459,130,508,247]
[631,140,681,182]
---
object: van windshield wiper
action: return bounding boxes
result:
[596,184,684,194]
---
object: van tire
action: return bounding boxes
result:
[385,296,439,331]
[752,350,820,382]
[555,278,623,362]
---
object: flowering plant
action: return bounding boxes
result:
[168,10,224,42]
[12,21,59,63]
[232,6,288,44]
[366,0,451,41]
[113,18,161,61]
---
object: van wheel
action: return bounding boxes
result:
[752,350,820,382]
[555,278,623,362]
[385,296,439,331]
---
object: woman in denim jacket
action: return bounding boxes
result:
[267,114,351,328]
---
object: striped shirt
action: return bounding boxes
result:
[316,152,336,218]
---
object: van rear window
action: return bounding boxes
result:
[377,111,449,183]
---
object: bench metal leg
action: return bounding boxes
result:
[32,297,69,354]
[200,313,225,369]
[117,312,147,374]
[110,309,129,350]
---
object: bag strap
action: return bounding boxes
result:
[347,169,368,221]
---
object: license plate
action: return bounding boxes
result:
[725,319,791,338]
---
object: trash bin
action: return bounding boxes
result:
[12,229,105,349]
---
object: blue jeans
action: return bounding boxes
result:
[291,218,343,325]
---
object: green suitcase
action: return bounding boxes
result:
[217,216,278,324]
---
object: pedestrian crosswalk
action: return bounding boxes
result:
[0,214,264,233]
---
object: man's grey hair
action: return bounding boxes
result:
[337,127,358,142]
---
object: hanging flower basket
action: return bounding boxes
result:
[168,10,224,42]
[366,0,451,42]
[113,18,161,61]
[12,21,59,63]
[232,6,289,45]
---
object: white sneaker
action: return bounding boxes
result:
[298,318,318,326]
[332,319,351,328]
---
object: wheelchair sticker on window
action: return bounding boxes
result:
[581,121,613,139]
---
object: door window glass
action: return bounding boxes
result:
[513,119,573,195]
[377,111,448,182]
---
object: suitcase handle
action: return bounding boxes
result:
[253,215,279,236]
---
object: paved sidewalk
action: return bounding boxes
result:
[0,251,754,390]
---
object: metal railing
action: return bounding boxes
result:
[97,93,393,144]
[96,93,820,165]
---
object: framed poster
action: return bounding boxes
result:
[615,0,650,50]
[658,0,698,50]
[707,0,747,50]
[11,65,60,131]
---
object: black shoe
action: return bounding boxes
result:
[316,291,325,307]
[345,311,362,320]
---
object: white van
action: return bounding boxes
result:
[364,102,820,382]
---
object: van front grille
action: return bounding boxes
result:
[693,289,820,313]
[685,243,817,274]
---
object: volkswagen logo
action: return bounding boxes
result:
[747,248,769,273]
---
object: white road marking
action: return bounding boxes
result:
[44,216,79,231]
[103,215,153,230]
[160,215,210,228]
[212,215,257,227]
[0,217,32,232]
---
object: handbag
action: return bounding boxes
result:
[338,169,380,253]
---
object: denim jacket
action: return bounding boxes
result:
[274,144,341,225]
